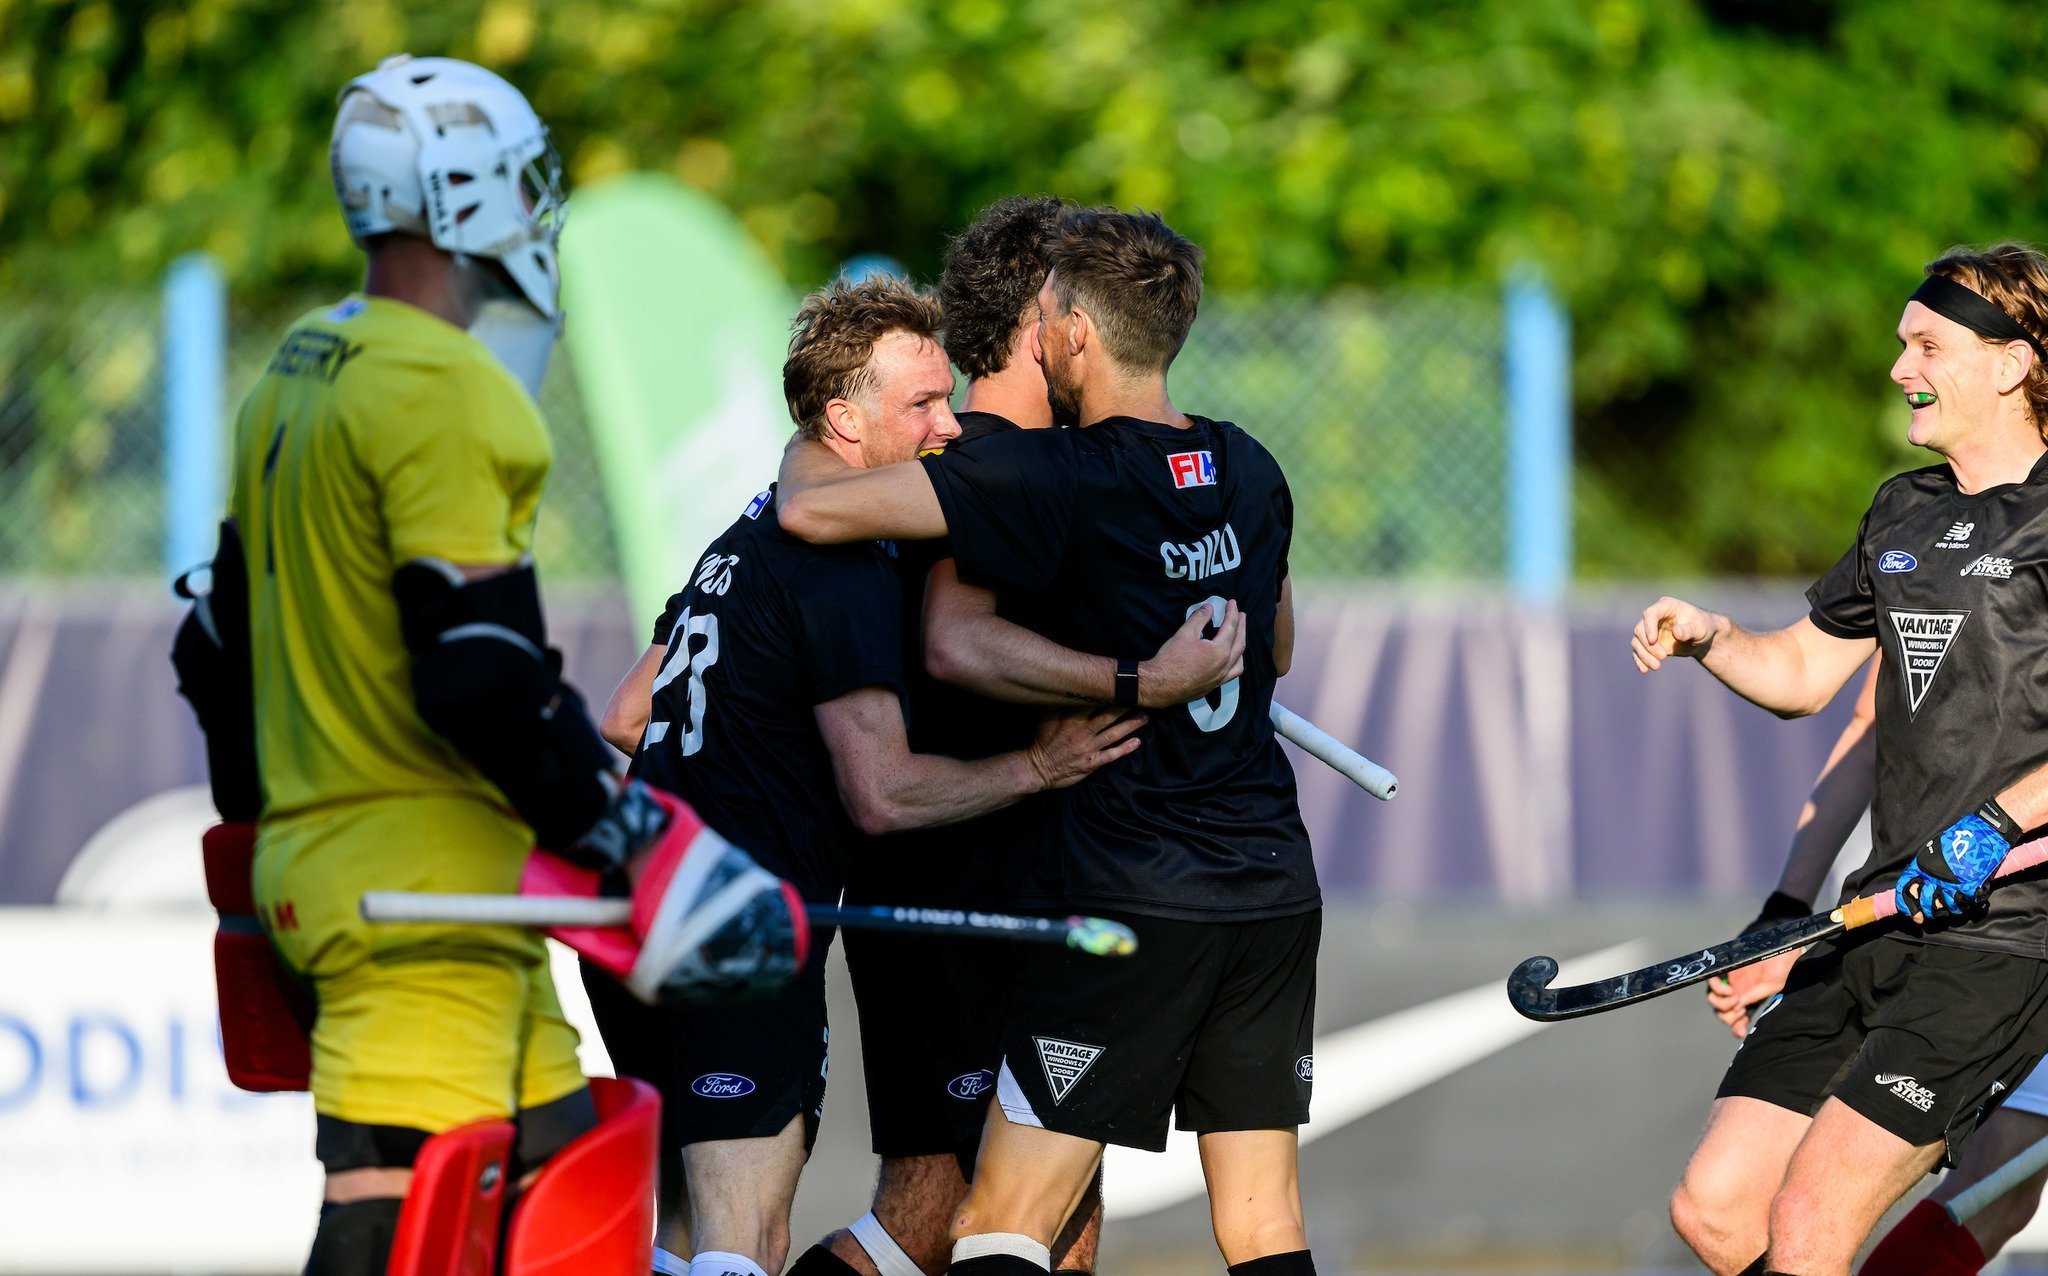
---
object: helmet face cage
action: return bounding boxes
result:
[519,139,566,240]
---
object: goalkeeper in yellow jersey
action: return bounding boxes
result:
[169,56,796,1275]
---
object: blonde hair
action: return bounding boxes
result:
[1925,242,2048,432]
[783,277,944,440]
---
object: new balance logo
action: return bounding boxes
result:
[1888,609,1968,716]
[1034,1037,1103,1104]
[1937,521,1976,549]
[1961,555,2014,580]
[1168,450,1216,489]
[1160,523,1242,581]
[1876,1072,1937,1112]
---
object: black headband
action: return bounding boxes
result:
[1910,273,2046,360]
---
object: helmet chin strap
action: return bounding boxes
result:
[452,252,561,399]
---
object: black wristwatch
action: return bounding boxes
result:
[1114,657,1140,708]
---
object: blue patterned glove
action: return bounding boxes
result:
[1894,800,2020,921]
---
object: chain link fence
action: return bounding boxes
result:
[1176,290,1504,579]
[0,286,1505,582]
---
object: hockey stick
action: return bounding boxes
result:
[361,892,1139,956]
[1945,1134,2048,1224]
[1506,842,2048,1022]
[1270,701,1397,800]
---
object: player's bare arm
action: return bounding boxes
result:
[1706,654,1879,1038]
[923,558,1246,707]
[815,685,1142,835]
[600,642,664,754]
[1275,574,1295,676]
[777,433,947,543]
[1632,598,1875,717]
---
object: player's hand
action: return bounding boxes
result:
[1706,950,1800,1039]
[1139,601,1246,707]
[1895,801,2017,923]
[1028,708,1146,790]
[1632,597,1724,672]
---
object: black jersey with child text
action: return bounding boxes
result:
[919,415,1316,921]
[638,486,904,897]
[1807,456,2048,958]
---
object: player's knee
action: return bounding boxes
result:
[1670,1174,1758,1258]
[1764,1179,1850,1267]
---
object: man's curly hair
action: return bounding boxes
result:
[782,276,944,440]
[1047,207,1204,372]
[939,195,1069,381]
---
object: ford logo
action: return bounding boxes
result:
[691,1072,757,1099]
[1879,550,1917,573]
[947,1070,995,1100]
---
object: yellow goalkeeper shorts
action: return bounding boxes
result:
[253,793,587,1133]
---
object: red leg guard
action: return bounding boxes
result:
[203,822,314,1092]
[1859,1198,1986,1276]
[502,1077,660,1276]
[386,1119,518,1276]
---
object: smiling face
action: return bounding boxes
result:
[1891,299,2032,452]
[842,329,959,466]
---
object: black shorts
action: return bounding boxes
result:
[845,926,1016,1173]
[582,928,835,1152]
[994,908,1319,1152]
[1719,933,2048,1159]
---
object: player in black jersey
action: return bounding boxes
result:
[793,199,1245,1276]
[1638,244,2048,1276]
[594,278,1145,1276]
[779,209,1320,1276]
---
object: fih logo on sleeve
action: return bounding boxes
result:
[1168,450,1216,489]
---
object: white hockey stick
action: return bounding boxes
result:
[1945,1133,2048,1225]
[1270,701,1397,800]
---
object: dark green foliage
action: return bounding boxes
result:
[5,0,2046,575]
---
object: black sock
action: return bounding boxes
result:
[788,1245,863,1275]
[1227,1251,1316,1276]
[303,1199,404,1276]
[950,1260,1047,1275]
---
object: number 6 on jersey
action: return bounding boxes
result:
[1185,595,1239,732]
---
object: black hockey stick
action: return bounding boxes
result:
[361,891,1139,956]
[1506,842,2048,1022]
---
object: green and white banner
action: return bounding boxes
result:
[560,174,794,624]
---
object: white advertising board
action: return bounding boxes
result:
[0,910,318,1272]
[0,910,609,1273]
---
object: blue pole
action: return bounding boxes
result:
[162,253,226,581]
[1504,267,1572,600]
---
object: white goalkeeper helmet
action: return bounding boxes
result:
[331,54,565,320]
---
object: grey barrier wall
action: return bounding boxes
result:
[0,582,1858,906]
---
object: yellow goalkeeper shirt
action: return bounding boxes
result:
[229,294,553,822]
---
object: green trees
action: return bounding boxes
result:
[6,0,2045,574]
